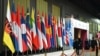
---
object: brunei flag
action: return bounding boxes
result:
[3,0,15,53]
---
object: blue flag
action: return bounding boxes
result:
[65,20,73,48]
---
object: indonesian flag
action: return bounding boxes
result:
[57,18,63,47]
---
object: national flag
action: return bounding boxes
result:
[36,11,43,50]
[48,14,54,48]
[41,12,48,49]
[45,14,51,48]
[62,18,67,45]
[51,16,55,48]
[3,0,15,53]
[16,5,23,52]
[51,16,57,48]
[11,1,19,52]
[55,17,58,47]
[30,8,39,50]
[66,33,69,45]
[57,18,63,47]
[62,18,69,46]
[21,7,28,52]
[26,9,32,51]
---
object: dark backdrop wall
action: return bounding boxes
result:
[46,0,96,20]
[0,0,3,53]
[0,0,7,53]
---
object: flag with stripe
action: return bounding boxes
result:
[16,5,23,52]
[26,9,32,51]
[30,8,39,50]
[11,1,19,52]
[62,18,67,45]
[3,0,15,53]
[36,11,43,50]
[41,12,48,49]
[21,7,28,52]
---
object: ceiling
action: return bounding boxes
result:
[67,0,100,18]
[54,0,100,18]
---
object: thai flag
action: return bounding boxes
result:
[41,13,48,49]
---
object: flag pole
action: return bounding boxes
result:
[12,0,14,56]
[16,52,18,56]
[42,2,47,56]
[20,0,24,55]
[38,0,40,54]
[16,0,19,56]
[26,50,28,56]
[26,0,29,55]
[5,47,7,56]
[12,52,13,56]
[61,17,66,56]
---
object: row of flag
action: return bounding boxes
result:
[3,0,73,54]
